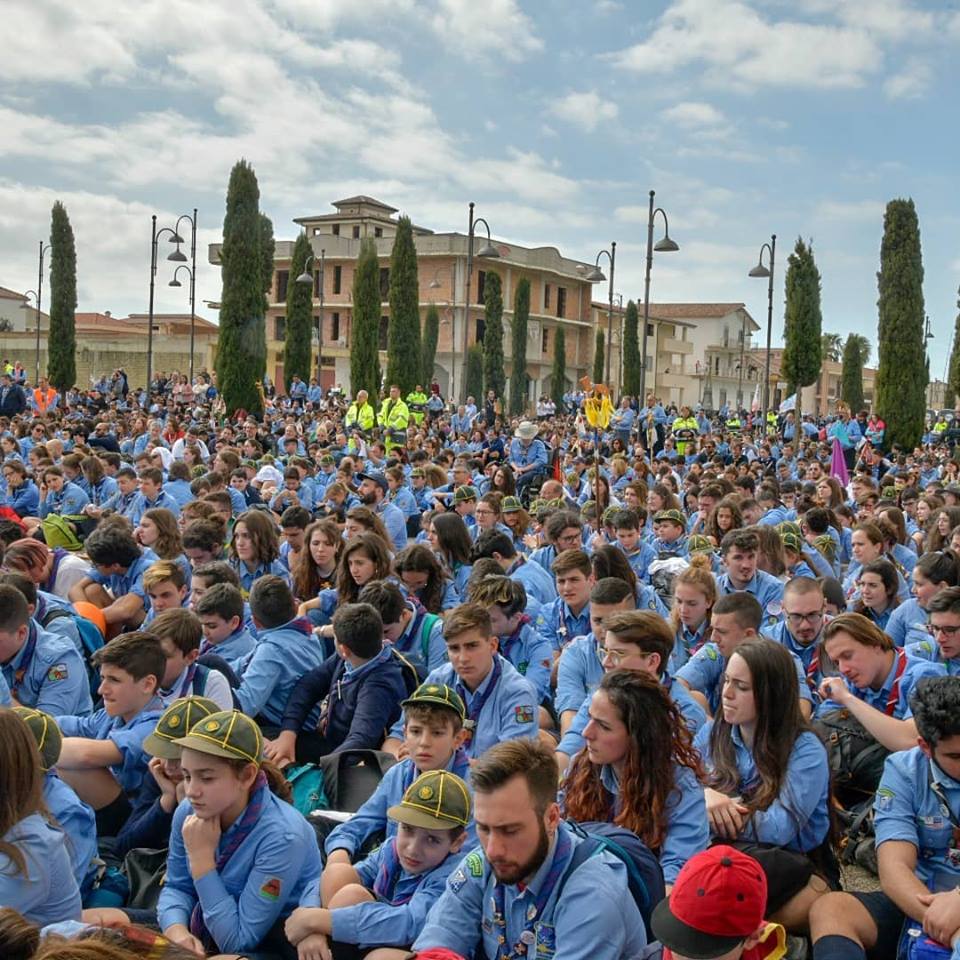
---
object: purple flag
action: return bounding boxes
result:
[830,437,849,486]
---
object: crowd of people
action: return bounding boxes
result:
[1,361,960,960]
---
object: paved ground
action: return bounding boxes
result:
[841,863,881,893]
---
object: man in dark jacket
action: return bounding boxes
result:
[0,373,26,416]
[267,602,410,764]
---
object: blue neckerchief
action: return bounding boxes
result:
[9,621,40,693]
[372,837,415,905]
[456,657,502,746]
[500,614,532,662]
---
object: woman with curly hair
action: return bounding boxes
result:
[705,497,743,546]
[135,508,190,584]
[561,668,707,888]
[292,519,342,604]
[393,543,458,612]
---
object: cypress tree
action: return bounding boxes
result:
[622,299,641,397]
[47,201,77,393]
[593,329,605,385]
[215,160,265,415]
[421,303,439,387]
[509,278,530,415]
[482,271,506,400]
[876,198,926,449]
[284,232,313,388]
[840,334,866,413]
[551,327,567,408]
[465,344,484,403]
[946,287,960,410]
[256,212,274,386]
[351,237,382,401]
[781,237,823,423]
[385,216,421,395]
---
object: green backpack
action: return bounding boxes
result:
[40,514,87,551]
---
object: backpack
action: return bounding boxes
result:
[560,820,665,942]
[836,797,878,876]
[417,613,441,677]
[286,763,330,816]
[40,606,105,699]
[40,514,87,551]
[813,709,890,807]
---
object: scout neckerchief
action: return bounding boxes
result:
[883,647,908,716]
[492,828,572,960]
[11,622,39,695]
[373,837,415,905]
[175,662,200,699]
[500,615,531,663]
[43,548,68,593]
[189,770,269,951]
[456,657,502,747]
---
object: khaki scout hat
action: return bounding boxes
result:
[13,707,62,772]
[143,696,221,760]
[173,709,264,765]
[401,682,466,721]
[387,770,472,830]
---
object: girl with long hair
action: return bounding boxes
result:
[491,464,516,497]
[562,670,708,887]
[705,497,743,546]
[590,543,667,617]
[913,494,944,551]
[501,497,533,551]
[227,509,290,597]
[697,639,832,929]
[427,512,473,596]
[854,558,900,630]
[669,554,717,672]
[343,506,391,545]
[393,543,457,613]
[136,508,190,585]
[886,549,960,647]
[844,522,908,603]
[292,519,343,606]
[928,506,960,554]
[0,710,80,924]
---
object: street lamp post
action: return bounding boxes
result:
[296,248,325,383]
[586,242,616,386]
[460,202,500,403]
[640,190,680,403]
[30,241,52,384]
[749,234,776,432]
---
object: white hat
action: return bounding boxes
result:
[514,421,539,441]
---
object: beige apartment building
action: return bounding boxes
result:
[210,196,599,403]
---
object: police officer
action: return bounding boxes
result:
[413,738,648,960]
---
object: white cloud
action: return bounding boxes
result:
[814,199,885,223]
[609,0,882,90]
[661,101,726,128]
[550,91,619,132]
[432,0,543,62]
[883,59,932,100]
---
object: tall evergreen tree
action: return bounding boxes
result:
[840,334,867,412]
[465,344,484,403]
[622,299,641,397]
[215,160,265,415]
[421,303,439,387]
[551,328,566,408]
[946,287,960,410]
[255,212,274,385]
[482,271,506,400]
[781,237,823,423]
[593,329,605,385]
[509,278,530,415]
[351,237,382,401]
[284,232,313,388]
[47,201,77,393]
[875,198,927,449]
[385,216,421,394]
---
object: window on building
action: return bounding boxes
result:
[646,323,654,337]
[333,265,342,295]
[556,287,566,319]
[476,317,485,344]
[544,283,551,310]
[542,328,549,353]
[477,270,486,305]
[644,356,652,371]
[379,316,389,350]
[332,225,340,237]
[379,268,390,299]
[276,270,289,303]
[331,312,340,341]
[374,226,383,238]
[274,316,286,341]
[313,315,320,341]
[353,225,361,239]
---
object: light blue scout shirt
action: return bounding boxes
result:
[44,771,98,899]
[669,621,709,675]
[538,598,591,653]
[199,624,257,671]
[558,675,706,758]
[695,722,831,852]
[595,762,708,886]
[886,597,930,648]
[233,617,326,725]
[39,481,89,518]
[0,812,81,925]
[390,602,448,681]
[499,618,553,702]
[56,698,165,795]
[509,437,548,473]
[0,667,10,705]
[86,547,159,614]
[325,837,464,948]
[387,655,538,759]
[716,571,785,628]
[413,821,648,960]
[677,642,813,715]
[906,638,960,676]
[506,556,558,606]
[555,632,602,716]
[814,648,945,718]
[3,621,93,717]
[378,500,409,553]
[325,751,473,859]
[158,789,322,954]
[617,540,657,583]
[229,557,291,598]
[762,620,834,702]
[129,488,181,526]
[843,561,910,605]
[36,591,83,654]
[529,543,558,574]
[874,747,960,893]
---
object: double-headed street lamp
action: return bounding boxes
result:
[296,248,325,381]
[748,234,776,432]
[460,202,500,403]
[640,190,679,403]
[586,242,616,385]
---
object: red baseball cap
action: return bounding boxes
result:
[651,846,767,959]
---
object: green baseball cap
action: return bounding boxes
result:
[144,696,221,760]
[13,707,62,772]
[173,709,264,765]
[654,509,686,525]
[319,454,335,466]
[410,467,425,479]
[454,484,478,503]
[387,770,472,830]
[501,496,522,513]
[401,682,466,721]
[776,520,803,539]
[687,534,714,555]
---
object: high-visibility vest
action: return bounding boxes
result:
[33,387,56,412]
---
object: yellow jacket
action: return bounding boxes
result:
[345,401,375,431]
[379,397,410,432]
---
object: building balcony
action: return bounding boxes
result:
[659,337,693,355]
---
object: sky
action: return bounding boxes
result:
[3,0,960,374]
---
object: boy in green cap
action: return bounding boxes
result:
[324,682,472,870]
[286,769,472,959]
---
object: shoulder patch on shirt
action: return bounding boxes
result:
[705,646,718,661]
[466,851,484,877]
[515,705,535,724]
[876,787,895,812]
[448,868,467,893]
[259,877,281,900]
[766,600,782,618]
[47,663,68,682]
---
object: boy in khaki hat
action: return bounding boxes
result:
[286,769,472,960]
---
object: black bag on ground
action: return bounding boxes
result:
[813,709,890,807]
